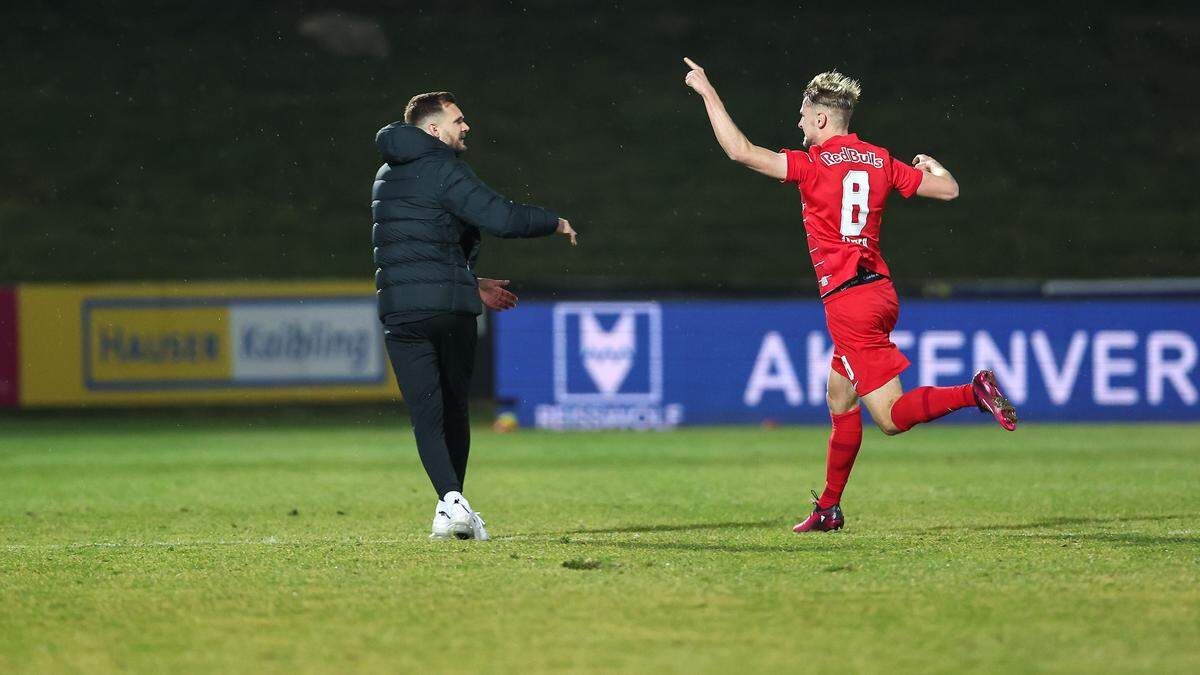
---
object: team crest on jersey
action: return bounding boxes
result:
[820,147,884,169]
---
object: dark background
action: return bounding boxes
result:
[4,2,1196,294]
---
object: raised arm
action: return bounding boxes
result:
[912,154,960,201]
[683,57,787,181]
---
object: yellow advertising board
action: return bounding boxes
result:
[19,281,398,406]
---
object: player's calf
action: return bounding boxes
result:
[882,382,975,433]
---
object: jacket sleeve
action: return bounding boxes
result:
[438,159,559,239]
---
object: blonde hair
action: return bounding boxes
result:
[804,70,862,124]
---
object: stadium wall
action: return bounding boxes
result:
[494,299,1200,429]
[13,281,397,407]
[6,7,1198,290]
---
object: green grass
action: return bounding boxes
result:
[1,413,1198,673]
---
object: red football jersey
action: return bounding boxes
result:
[782,133,924,299]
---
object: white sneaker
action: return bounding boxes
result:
[468,511,490,541]
[442,491,490,541]
[430,500,453,540]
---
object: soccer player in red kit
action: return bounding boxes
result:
[683,58,1017,532]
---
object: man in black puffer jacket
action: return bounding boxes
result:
[373,91,577,541]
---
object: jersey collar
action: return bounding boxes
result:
[816,133,858,150]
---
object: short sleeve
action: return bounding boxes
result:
[889,156,924,198]
[780,148,811,184]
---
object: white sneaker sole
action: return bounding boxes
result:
[449,517,473,540]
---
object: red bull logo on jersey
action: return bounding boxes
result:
[820,147,885,169]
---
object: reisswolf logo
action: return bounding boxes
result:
[555,302,660,402]
[537,302,682,429]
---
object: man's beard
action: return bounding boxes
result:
[442,132,467,151]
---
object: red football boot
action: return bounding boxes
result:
[793,490,845,533]
[972,369,1018,431]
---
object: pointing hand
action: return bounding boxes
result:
[557,218,578,246]
[683,57,714,97]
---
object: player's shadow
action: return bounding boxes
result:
[544,519,816,554]
[564,519,780,536]
[1024,532,1198,547]
[518,514,1198,554]
[584,539,809,555]
[916,513,1194,534]
[511,519,792,553]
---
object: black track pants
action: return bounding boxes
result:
[384,313,477,498]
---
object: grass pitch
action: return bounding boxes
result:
[2,412,1198,674]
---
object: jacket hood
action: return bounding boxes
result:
[375,123,452,164]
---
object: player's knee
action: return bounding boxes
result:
[826,393,857,415]
[879,422,903,436]
[876,409,906,436]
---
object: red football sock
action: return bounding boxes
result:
[818,407,863,509]
[889,384,976,432]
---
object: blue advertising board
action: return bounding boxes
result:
[494,299,1200,429]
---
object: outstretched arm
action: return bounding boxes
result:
[683,57,787,180]
[912,154,960,201]
[440,159,577,244]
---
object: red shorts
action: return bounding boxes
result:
[825,279,910,396]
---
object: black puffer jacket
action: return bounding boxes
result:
[371,123,559,322]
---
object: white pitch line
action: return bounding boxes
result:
[7,529,1192,551]
[3,537,408,551]
[3,535,552,550]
